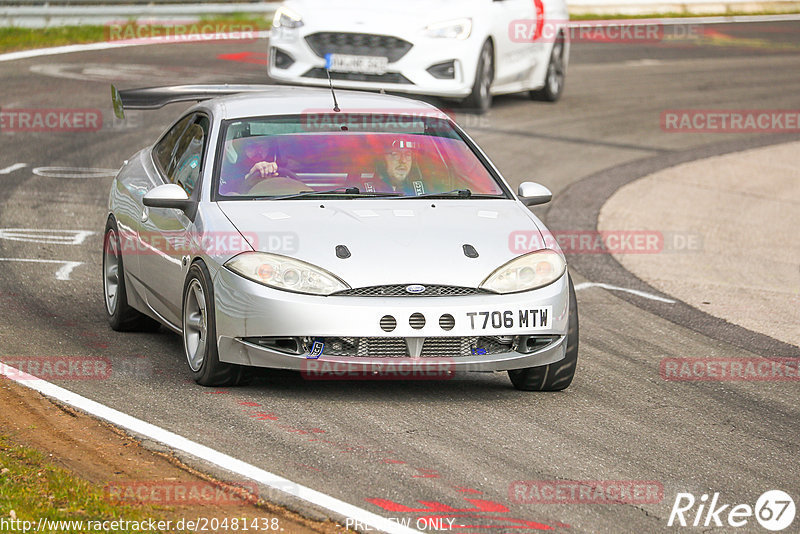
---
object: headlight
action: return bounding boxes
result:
[225,252,349,295]
[424,18,472,39]
[480,249,566,294]
[273,6,304,29]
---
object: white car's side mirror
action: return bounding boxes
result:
[143,183,191,211]
[517,182,553,206]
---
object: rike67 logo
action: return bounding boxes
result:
[668,490,795,531]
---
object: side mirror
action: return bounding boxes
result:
[143,184,191,211]
[517,182,553,206]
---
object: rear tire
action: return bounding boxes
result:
[529,33,566,102]
[182,261,248,387]
[463,41,494,114]
[103,217,161,332]
[508,275,578,391]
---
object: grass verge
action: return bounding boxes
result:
[0,435,181,534]
[0,14,271,54]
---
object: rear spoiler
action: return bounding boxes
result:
[111,84,275,119]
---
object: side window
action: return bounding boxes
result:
[154,114,210,196]
[153,115,193,176]
[170,116,209,196]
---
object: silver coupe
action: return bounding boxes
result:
[103,84,578,390]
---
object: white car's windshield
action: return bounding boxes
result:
[215,114,507,199]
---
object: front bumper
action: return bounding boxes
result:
[213,267,570,372]
[268,28,482,98]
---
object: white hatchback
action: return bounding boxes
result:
[268,0,570,112]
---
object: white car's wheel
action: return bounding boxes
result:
[463,41,494,114]
[530,34,566,102]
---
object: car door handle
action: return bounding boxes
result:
[141,207,149,222]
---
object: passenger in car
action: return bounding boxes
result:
[361,138,426,196]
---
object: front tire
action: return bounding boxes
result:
[530,33,566,102]
[463,41,494,114]
[103,218,160,332]
[508,275,579,391]
[182,262,247,386]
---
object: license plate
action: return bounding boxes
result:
[466,307,553,331]
[325,53,388,75]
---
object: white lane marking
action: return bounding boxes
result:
[575,282,676,303]
[30,63,183,83]
[32,167,118,179]
[0,31,270,63]
[0,229,94,245]
[0,258,83,280]
[0,363,420,534]
[0,163,27,174]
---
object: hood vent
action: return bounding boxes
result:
[336,245,351,259]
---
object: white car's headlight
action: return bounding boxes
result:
[424,18,472,39]
[273,6,304,29]
[480,249,566,294]
[225,252,349,295]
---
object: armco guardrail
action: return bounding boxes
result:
[1,2,279,27]
[2,0,798,27]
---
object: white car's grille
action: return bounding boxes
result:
[305,32,413,63]
[303,68,413,85]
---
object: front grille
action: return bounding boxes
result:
[305,32,413,62]
[303,68,412,85]
[334,285,487,297]
[319,337,513,358]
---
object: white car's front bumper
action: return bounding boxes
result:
[213,267,570,373]
[268,26,482,99]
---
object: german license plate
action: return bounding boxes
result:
[325,53,388,75]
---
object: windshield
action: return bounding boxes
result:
[214,114,507,199]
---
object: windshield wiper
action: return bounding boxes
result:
[398,189,501,199]
[264,187,402,200]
